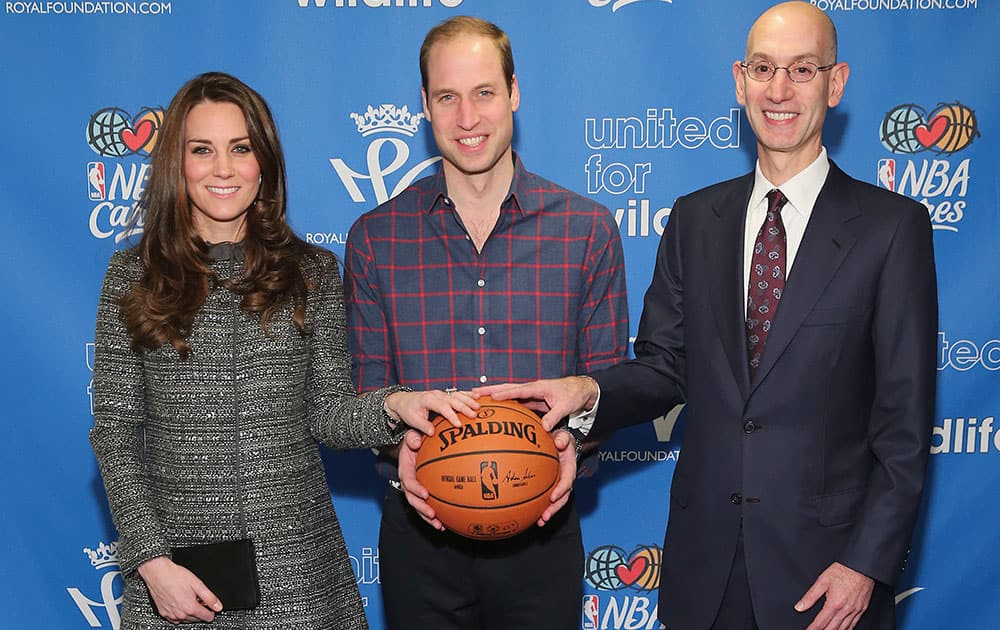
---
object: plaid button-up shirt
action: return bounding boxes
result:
[344,154,629,396]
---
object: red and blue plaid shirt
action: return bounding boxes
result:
[344,154,629,395]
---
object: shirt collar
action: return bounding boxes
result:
[750,147,830,219]
[427,152,529,216]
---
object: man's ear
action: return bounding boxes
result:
[827,62,850,108]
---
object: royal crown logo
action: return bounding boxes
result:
[84,541,119,570]
[330,102,440,206]
[350,104,424,137]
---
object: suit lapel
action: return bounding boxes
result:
[707,174,754,397]
[749,163,860,392]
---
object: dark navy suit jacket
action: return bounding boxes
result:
[591,163,937,630]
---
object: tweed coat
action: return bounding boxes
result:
[91,243,400,629]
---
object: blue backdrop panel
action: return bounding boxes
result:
[0,1,995,628]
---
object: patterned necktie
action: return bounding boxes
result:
[746,188,788,375]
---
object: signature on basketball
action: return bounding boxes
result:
[504,468,537,487]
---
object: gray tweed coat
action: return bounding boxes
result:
[91,244,400,630]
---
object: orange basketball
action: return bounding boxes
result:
[415,396,559,540]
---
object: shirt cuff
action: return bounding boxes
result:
[567,376,600,437]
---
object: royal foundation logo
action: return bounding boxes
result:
[588,0,672,12]
[66,540,123,628]
[583,544,662,629]
[813,0,977,12]
[85,106,164,243]
[5,1,173,15]
[316,103,440,247]
[585,107,741,238]
[877,101,979,232]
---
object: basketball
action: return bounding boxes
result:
[415,396,560,540]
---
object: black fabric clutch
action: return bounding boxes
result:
[153,538,261,615]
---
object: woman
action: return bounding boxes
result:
[90,72,474,629]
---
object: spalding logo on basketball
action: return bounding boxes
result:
[415,396,559,540]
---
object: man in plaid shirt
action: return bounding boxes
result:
[344,16,628,630]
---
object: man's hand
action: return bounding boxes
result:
[384,389,479,435]
[537,429,578,526]
[796,562,875,630]
[475,376,598,431]
[396,430,445,530]
[138,555,222,623]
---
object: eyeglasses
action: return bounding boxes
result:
[740,60,835,83]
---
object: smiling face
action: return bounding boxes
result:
[733,2,849,182]
[183,100,261,243]
[421,33,520,183]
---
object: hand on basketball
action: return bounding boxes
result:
[138,555,222,623]
[538,429,578,526]
[474,376,599,431]
[384,389,479,435]
[796,562,875,630]
[396,429,446,531]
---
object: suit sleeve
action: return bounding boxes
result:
[841,201,937,585]
[589,196,688,438]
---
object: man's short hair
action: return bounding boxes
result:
[419,16,515,94]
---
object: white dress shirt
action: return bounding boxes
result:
[743,148,831,308]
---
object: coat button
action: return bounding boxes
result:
[730,492,743,504]
[743,419,757,434]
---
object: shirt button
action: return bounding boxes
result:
[477,326,486,335]
[443,197,453,206]
[730,492,743,505]
[477,279,485,287]
[743,419,757,434]
[479,375,488,383]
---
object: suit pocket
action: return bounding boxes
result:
[801,306,857,327]
[815,486,868,526]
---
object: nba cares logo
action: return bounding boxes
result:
[585,545,662,591]
[880,102,979,155]
[87,106,164,157]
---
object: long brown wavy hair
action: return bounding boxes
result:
[120,72,311,359]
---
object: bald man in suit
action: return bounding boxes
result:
[478,3,937,629]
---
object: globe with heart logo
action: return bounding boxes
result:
[880,102,979,155]
[87,107,163,157]
[880,104,927,154]
[585,544,662,591]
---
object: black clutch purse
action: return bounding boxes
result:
[153,538,261,615]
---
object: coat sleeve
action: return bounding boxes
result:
[89,251,171,576]
[305,251,406,449]
[840,200,937,585]
[589,196,688,438]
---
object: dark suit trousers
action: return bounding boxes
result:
[379,487,583,630]
[710,525,759,630]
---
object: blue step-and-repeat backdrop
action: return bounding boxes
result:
[1,1,996,628]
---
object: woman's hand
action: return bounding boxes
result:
[384,389,479,435]
[138,555,222,623]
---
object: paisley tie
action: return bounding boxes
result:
[746,189,788,376]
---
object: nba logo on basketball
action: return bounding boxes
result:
[582,594,599,629]
[877,159,895,192]
[88,162,106,200]
[480,460,499,501]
